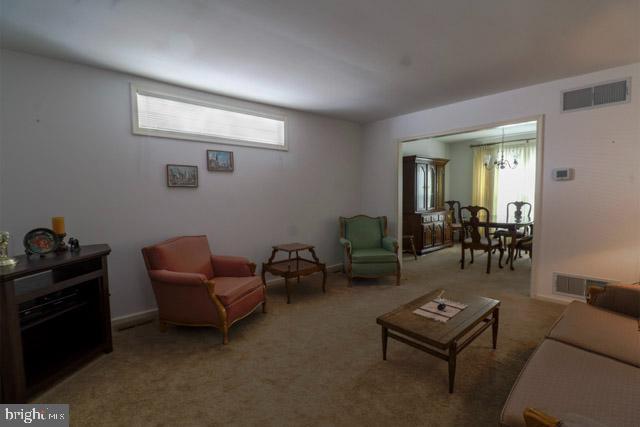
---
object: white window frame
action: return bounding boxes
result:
[130,83,288,151]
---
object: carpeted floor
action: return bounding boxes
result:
[37,246,564,426]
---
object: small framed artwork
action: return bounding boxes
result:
[166,164,198,188]
[207,150,234,172]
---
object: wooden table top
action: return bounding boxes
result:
[0,244,111,282]
[272,242,314,252]
[376,289,500,350]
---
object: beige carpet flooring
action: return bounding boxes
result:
[37,246,564,426]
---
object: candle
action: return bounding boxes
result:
[52,217,65,235]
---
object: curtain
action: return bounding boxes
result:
[495,142,536,220]
[472,141,536,221]
[471,146,498,220]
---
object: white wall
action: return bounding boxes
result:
[448,140,479,207]
[362,62,640,302]
[0,50,363,318]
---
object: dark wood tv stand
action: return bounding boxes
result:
[0,244,112,403]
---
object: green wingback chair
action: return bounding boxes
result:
[339,215,400,286]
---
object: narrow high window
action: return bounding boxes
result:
[132,85,287,150]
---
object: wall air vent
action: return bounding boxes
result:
[553,273,616,299]
[562,78,630,112]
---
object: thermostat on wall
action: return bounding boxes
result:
[552,168,574,181]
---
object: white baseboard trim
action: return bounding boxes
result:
[111,263,344,330]
[112,308,158,330]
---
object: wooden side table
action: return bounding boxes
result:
[403,235,418,260]
[261,243,327,304]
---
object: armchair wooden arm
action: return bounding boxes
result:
[523,407,560,427]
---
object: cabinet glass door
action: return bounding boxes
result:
[427,163,436,210]
[416,164,426,211]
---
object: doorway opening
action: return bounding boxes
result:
[397,116,544,296]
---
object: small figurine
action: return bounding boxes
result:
[0,231,18,267]
[68,237,80,252]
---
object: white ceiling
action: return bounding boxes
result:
[1,0,639,123]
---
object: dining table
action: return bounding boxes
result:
[471,216,533,270]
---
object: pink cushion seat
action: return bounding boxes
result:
[214,276,264,306]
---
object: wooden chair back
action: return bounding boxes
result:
[461,206,491,243]
[506,201,532,223]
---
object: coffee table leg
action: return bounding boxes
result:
[448,342,457,393]
[381,327,388,361]
[492,307,500,349]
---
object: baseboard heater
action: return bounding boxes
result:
[553,273,616,299]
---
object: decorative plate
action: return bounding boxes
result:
[23,228,60,255]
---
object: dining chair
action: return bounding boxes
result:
[460,206,504,274]
[516,235,533,260]
[445,200,463,243]
[494,201,532,245]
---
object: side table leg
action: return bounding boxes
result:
[322,266,327,293]
[381,327,388,361]
[284,277,291,304]
[492,307,500,349]
[448,342,457,393]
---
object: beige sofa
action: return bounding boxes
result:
[501,284,640,427]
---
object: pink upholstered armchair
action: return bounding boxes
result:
[141,236,266,344]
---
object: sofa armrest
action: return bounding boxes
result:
[382,236,398,253]
[587,283,640,318]
[339,238,352,254]
[148,269,208,286]
[211,255,255,277]
[523,408,560,427]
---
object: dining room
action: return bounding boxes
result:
[399,118,541,285]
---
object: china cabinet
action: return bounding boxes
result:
[402,156,452,255]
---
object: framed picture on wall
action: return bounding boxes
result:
[207,150,234,172]
[166,164,198,188]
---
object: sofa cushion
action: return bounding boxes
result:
[345,217,383,250]
[501,339,640,427]
[547,301,640,367]
[352,248,397,264]
[214,276,263,306]
[145,236,214,278]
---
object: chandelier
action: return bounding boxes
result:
[484,128,518,170]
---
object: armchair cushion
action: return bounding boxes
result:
[352,248,398,264]
[344,217,383,250]
[211,255,254,277]
[214,276,264,306]
[148,269,208,286]
[381,236,398,252]
[145,236,214,278]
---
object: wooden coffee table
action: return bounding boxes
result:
[261,243,327,304]
[376,289,500,393]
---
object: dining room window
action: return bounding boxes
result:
[472,141,536,219]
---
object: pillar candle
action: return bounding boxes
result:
[52,217,65,235]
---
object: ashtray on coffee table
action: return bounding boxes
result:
[261,243,327,304]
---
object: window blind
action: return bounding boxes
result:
[134,90,286,148]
